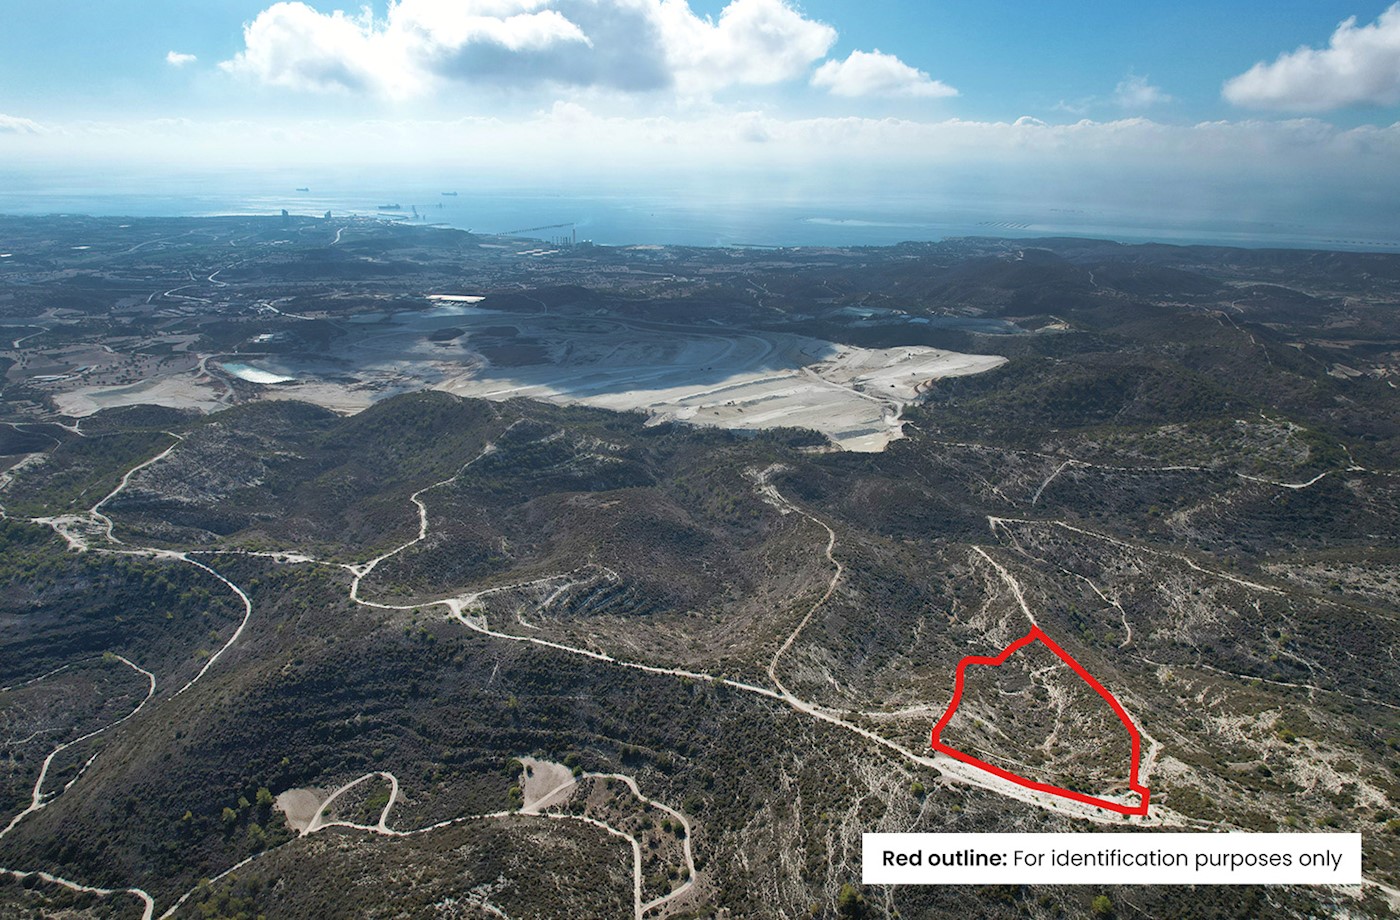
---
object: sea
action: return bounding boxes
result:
[2,173,1397,252]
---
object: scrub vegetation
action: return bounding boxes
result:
[1,216,1398,918]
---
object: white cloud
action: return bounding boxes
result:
[811,49,956,98]
[221,1,595,97]
[1224,3,1400,111]
[1051,97,1092,116]
[1113,74,1170,109]
[17,111,1398,189]
[1056,75,1169,116]
[221,0,836,98]
[0,113,43,134]
[166,51,198,67]
[657,0,835,92]
[222,3,396,95]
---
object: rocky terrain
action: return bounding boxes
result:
[1,216,1398,918]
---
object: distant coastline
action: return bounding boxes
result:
[1,184,1397,253]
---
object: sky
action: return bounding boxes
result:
[2,0,1400,236]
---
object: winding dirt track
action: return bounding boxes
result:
[0,429,1197,920]
[91,434,184,546]
[0,655,156,842]
[171,558,254,698]
[220,764,692,920]
[0,867,154,920]
[2,423,1396,915]
[0,654,158,919]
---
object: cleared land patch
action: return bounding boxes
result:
[45,304,1004,451]
[931,626,1151,816]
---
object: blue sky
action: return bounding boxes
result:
[2,1,1395,121]
[2,0,1399,232]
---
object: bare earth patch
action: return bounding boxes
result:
[42,305,1004,452]
[274,788,327,835]
[517,756,574,813]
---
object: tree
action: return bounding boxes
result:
[1091,894,1114,917]
[837,883,867,919]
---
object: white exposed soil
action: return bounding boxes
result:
[517,757,574,813]
[273,788,327,835]
[44,306,1005,451]
[53,375,223,417]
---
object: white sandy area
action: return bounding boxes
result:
[426,295,485,303]
[53,376,223,417]
[438,328,1004,451]
[816,347,1004,401]
[274,787,327,834]
[261,380,379,414]
[45,311,1007,452]
[518,756,576,813]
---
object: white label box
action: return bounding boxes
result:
[862,833,1361,885]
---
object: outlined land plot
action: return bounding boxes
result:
[981,517,1400,858]
[930,626,1149,816]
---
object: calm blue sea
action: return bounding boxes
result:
[2,173,1397,252]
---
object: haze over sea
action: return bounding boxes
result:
[3,172,1398,252]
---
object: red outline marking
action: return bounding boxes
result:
[930,626,1151,816]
